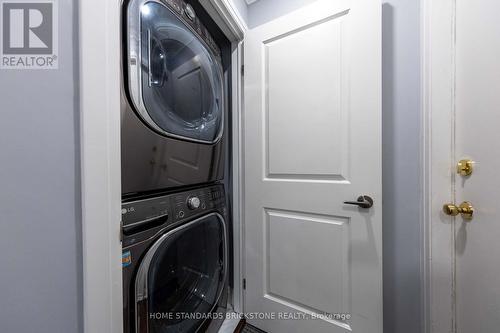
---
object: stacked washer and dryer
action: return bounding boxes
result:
[120,1,232,332]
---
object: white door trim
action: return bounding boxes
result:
[200,0,247,40]
[230,41,245,313]
[79,0,122,332]
[422,0,456,332]
[198,0,247,312]
[199,0,247,314]
[79,0,245,332]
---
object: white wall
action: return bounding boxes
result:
[0,0,82,332]
[245,1,423,332]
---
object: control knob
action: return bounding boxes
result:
[187,196,201,210]
[184,4,196,21]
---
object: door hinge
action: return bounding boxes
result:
[241,65,244,76]
[243,278,246,290]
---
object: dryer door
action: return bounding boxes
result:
[135,213,227,333]
[127,0,224,144]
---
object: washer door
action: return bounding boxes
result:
[135,213,227,333]
[127,0,224,143]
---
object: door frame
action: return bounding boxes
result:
[79,0,122,332]
[421,0,456,332]
[79,0,245,332]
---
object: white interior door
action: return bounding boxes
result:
[453,2,500,332]
[243,0,382,332]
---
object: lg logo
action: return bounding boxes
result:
[1,0,58,69]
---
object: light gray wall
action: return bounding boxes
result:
[246,1,423,333]
[0,1,82,333]
[382,1,422,333]
[229,0,248,24]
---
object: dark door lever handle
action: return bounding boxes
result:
[344,195,374,209]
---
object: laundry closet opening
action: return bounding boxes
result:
[119,0,236,332]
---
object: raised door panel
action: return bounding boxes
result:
[265,12,349,182]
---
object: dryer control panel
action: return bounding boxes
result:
[121,184,226,247]
[161,0,222,58]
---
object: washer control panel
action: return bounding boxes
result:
[171,185,225,221]
[121,184,226,243]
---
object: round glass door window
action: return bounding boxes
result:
[137,214,226,333]
[137,2,223,143]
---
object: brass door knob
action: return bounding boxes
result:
[443,202,474,220]
[457,159,474,176]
